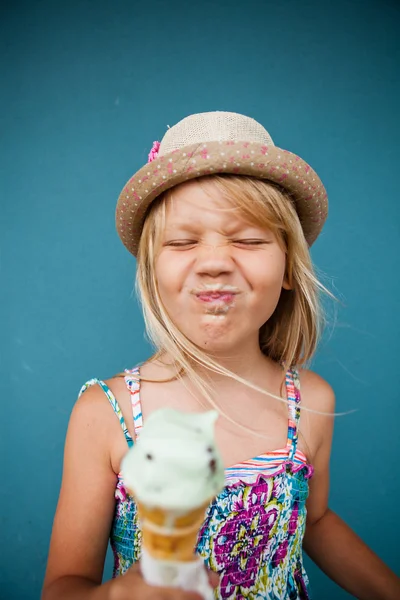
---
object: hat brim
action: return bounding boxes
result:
[116,140,328,256]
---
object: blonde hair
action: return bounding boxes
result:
[131,175,331,428]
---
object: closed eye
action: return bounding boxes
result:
[163,239,271,248]
[232,239,270,246]
[164,240,198,248]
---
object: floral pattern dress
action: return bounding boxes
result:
[79,367,314,599]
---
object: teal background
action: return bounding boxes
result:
[1,0,399,598]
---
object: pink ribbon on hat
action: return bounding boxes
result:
[148,141,161,163]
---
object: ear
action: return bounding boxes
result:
[282,268,292,290]
[282,258,292,291]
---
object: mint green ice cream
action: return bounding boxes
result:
[121,408,225,513]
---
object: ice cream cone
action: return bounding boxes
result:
[136,500,209,562]
[121,408,225,598]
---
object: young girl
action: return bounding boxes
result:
[42,112,399,600]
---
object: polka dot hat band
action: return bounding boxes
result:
[116,111,328,256]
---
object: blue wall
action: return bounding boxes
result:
[1,1,399,598]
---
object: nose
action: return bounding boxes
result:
[195,242,234,278]
[209,458,217,474]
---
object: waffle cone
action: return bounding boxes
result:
[136,501,208,562]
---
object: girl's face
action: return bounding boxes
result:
[154,179,289,355]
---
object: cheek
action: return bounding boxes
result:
[243,257,286,318]
[245,252,286,291]
[154,255,186,306]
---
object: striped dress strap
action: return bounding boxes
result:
[78,378,133,448]
[123,366,143,441]
[285,368,302,461]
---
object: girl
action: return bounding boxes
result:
[42,112,399,600]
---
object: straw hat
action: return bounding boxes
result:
[116,111,328,256]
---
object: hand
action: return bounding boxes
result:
[109,562,219,599]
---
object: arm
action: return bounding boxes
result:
[302,374,400,600]
[41,384,207,600]
[304,509,400,600]
[41,385,120,599]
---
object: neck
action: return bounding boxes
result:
[200,334,271,379]
[156,339,279,387]
[199,350,268,382]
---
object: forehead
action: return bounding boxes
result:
[164,179,250,228]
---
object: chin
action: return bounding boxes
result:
[189,317,245,354]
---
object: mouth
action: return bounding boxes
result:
[190,285,240,315]
[191,284,240,304]
[196,292,236,303]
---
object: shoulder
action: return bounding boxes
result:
[295,368,336,462]
[74,375,129,418]
[69,380,110,443]
[297,368,335,414]
[72,374,136,473]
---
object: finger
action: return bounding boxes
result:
[155,589,203,600]
[156,586,204,600]
[129,561,141,574]
[125,562,205,599]
[181,593,204,600]
[207,570,219,589]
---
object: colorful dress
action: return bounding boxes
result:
[79,366,314,599]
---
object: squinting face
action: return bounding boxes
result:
[154,180,289,355]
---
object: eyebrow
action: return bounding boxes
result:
[164,222,202,233]
[164,221,264,235]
